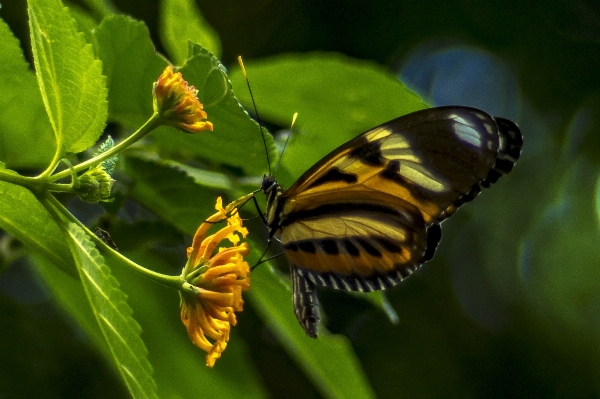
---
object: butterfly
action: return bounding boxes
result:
[258,106,523,338]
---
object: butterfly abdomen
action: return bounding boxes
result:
[291,264,320,338]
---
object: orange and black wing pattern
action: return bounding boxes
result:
[277,106,521,289]
[264,106,522,337]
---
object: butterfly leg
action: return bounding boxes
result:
[252,195,268,225]
[291,264,321,338]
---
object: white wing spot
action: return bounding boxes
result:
[452,119,482,148]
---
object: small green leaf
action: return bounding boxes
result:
[28,0,107,157]
[159,0,222,63]
[152,43,277,176]
[0,181,76,277]
[0,18,55,168]
[64,222,158,399]
[248,264,376,399]
[228,53,427,184]
[94,135,117,174]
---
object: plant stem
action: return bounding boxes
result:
[37,142,64,180]
[47,113,162,183]
[42,193,198,294]
[0,169,73,193]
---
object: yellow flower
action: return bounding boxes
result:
[153,66,214,133]
[180,197,250,367]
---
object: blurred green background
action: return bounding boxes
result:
[2,0,600,398]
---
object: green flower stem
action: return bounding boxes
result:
[47,113,162,183]
[0,169,74,193]
[42,193,199,296]
[37,142,65,179]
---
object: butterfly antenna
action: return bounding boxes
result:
[238,56,271,176]
[273,112,298,175]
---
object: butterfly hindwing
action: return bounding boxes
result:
[280,191,433,286]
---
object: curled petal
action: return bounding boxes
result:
[153,66,213,134]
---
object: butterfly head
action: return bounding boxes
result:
[261,174,278,194]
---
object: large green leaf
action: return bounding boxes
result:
[249,264,376,399]
[159,0,222,63]
[28,0,107,157]
[0,18,55,168]
[64,222,158,399]
[93,15,167,128]
[32,255,108,355]
[0,181,76,277]
[228,52,428,184]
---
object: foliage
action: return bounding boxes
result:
[1,0,600,398]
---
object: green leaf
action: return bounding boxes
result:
[64,222,158,399]
[79,0,117,17]
[228,52,427,184]
[0,181,76,277]
[64,1,99,44]
[93,15,167,128]
[122,156,217,233]
[159,0,222,63]
[94,135,117,174]
[32,255,109,355]
[353,291,399,325]
[28,0,107,157]
[249,264,376,399]
[162,160,233,191]
[0,18,55,168]
[151,43,277,176]
[32,227,267,397]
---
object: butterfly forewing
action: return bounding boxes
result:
[283,106,515,225]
